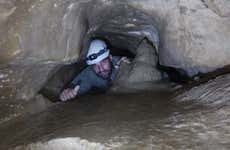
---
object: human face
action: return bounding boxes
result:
[93,56,112,79]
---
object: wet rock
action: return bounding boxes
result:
[0,0,87,101]
[85,3,160,55]
[0,64,57,101]
[0,0,87,64]
[129,0,230,76]
[203,0,230,17]
[174,73,230,107]
[112,39,162,91]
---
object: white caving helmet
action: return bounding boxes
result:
[86,39,110,65]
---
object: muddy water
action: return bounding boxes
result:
[0,90,229,150]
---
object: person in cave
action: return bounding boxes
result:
[59,39,130,101]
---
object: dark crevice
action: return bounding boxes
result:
[186,64,230,87]
[158,63,230,86]
[200,0,209,8]
[157,64,192,84]
[86,36,136,59]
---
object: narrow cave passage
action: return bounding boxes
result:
[40,36,162,102]
[40,4,192,102]
[40,4,164,101]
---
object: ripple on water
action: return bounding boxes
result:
[14,137,106,150]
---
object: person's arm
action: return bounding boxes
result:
[59,68,92,101]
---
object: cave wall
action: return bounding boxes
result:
[0,0,230,100]
[112,39,162,92]
[0,0,88,101]
[129,0,230,75]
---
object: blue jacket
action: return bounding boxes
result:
[69,56,121,95]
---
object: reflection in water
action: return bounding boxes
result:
[14,137,105,150]
[0,90,229,150]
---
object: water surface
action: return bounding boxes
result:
[0,90,229,150]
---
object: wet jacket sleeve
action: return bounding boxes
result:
[69,68,93,96]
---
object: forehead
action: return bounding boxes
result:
[95,57,110,65]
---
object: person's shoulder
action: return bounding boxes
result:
[79,65,94,75]
[112,56,122,63]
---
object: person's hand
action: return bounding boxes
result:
[121,57,131,64]
[59,85,80,102]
